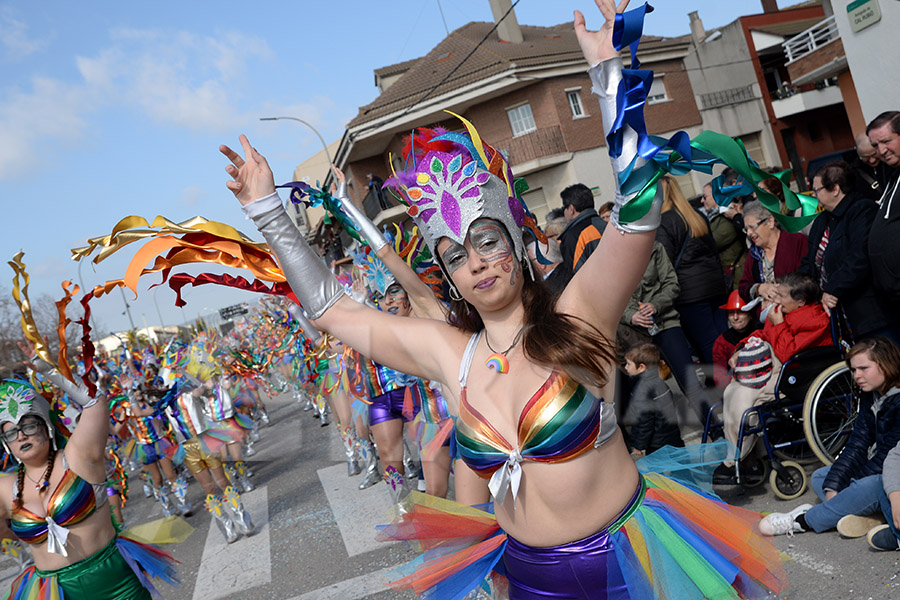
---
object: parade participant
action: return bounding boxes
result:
[119,387,186,516]
[760,337,900,537]
[218,1,787,596]
[0,352,178,598]
[163,385,254,544]
[333,167,454,497]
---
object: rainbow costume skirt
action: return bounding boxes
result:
[378,459,787,599]
[7,534,178,599]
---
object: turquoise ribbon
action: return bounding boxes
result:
[605,4,818,233]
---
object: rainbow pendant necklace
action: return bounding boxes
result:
[485,326,525,375]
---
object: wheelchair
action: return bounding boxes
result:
[702,342,859,501]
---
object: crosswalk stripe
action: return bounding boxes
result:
[191,486,271,600]
[317,464,397,557]
[285,564,402,600]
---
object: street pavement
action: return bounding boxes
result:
[0,389,899,598]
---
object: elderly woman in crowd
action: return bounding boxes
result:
[801,161,900,342]
[737,200,808,306]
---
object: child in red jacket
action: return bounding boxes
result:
[721,272,831,466]
[712,291,763,388]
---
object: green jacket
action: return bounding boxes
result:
[621,242,682,333]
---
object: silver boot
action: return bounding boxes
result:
[205,495,240,543]
[384,465,412,506]
[402,437,420,481]
[316,396,331,427]
[235,461,256,492]
[342,427,362,476]
[224,463,244,494]
[157,485,176,517]
[224,486,254,536]
[357,439,381,490]
[172,478,193,517]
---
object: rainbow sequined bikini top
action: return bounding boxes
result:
[10,453,107,554]
[454,331,616,506]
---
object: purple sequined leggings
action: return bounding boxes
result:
[501,481,643,599]
[368,388,417,426]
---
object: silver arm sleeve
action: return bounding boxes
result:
[243,193,346,319]
[335,182,388,252]
[33,358,97,410]
[589,57,662,233]
[287,304,322,341]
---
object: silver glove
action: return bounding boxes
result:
[589,57,662,233]
[33,358,98,411]
[335,182,388,252]
[244,194,346,319]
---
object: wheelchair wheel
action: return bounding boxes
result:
[802,362,858,465]
[739,455,769,489]
[769,460,807,500]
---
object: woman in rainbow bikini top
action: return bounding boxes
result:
[0,347,177,599]
[220,1,788,597]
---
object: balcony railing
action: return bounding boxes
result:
[783,16,839,64]
[495,125,567,167]
[700,85,757,110]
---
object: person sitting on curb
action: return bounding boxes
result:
[759,337,900,536]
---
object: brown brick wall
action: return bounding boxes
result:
[787,38,845,83]
[346,59,700,189]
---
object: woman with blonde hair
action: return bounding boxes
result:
[655,175,728,365]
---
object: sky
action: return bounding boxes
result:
[0,0,769,336]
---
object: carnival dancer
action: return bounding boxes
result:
[118,387,185,517]
[162,385,254,544]
[0,346,178,598]
[218,0,790,596]
[333,168,455,497]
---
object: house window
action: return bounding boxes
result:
[648,76,668,104]
[566,90,584,118]
[507,103,537,137]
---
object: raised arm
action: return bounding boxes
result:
[220,137,464,388]
[559,0,656,336]
[26,345,107,481]
[330,166,446,321]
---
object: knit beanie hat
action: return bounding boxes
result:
[733,337,773,389]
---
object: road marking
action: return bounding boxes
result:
[285,564,402,600]
[783,548,837,575]
[192,486,271,600]
[317,464,397,557]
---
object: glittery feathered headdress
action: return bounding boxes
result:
[0,380,57,455]
[386,112,544,272]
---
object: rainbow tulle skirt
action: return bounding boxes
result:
[7,533,179,599]
[378,450,787,599]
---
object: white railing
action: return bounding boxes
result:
[783,16,839,64]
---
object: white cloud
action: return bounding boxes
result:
[0,7,46,60]
[0,76,91,179]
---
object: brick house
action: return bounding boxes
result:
[327,2,704,229]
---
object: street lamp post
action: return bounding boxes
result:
[259,116,333,234]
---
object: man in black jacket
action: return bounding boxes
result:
[558,183,606,282]
[867,112,900,304]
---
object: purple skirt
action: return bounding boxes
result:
[368,388,418,426]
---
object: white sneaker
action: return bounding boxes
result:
[759,503,813,536]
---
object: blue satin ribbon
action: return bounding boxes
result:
[603,3,818,232]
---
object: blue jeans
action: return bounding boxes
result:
[804,466,883,533]
[878,486,900,542]
[674,298,727,365]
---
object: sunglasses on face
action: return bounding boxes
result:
[1,420,43,443]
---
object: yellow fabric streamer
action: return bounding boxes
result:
[72,215,267,264]
[8,252,55,367]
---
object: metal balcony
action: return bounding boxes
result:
[783,16,839,65]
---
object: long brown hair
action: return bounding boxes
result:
[448,259,617,387]
[660,176,708,238]
[14,444,57,509]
